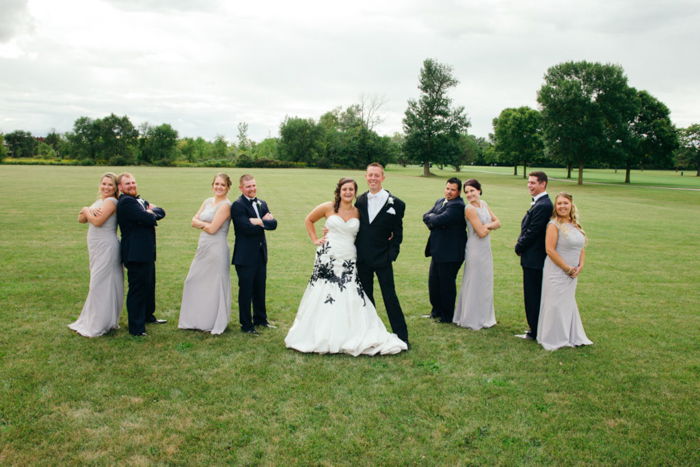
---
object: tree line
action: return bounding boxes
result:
[1,59,699,181]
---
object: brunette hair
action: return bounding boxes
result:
[212,173,232,188]
[529,171,548,186]
[464,178,483,195]
[553,192,586,238]
[446,177,462,192]
[239,174,254,185]
[333,177,358,213]
[99,172,119,198]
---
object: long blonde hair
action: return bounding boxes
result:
[552,192,586,238]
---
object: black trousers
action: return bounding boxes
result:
[522,266,543,338]
[125,261,156,335]
[428,260,462,323]
[235,257,268,331]
[357,262,408,344]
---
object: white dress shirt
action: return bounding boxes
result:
[367,189,388,223]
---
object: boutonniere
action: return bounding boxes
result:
[441,199,447,207]
[256,200,262,208]
[388,196,394,206]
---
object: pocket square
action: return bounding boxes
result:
[386,207,396,215]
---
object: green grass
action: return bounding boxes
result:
[465,165,700,189]
[1,165,698,465]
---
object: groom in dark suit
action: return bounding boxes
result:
[515,171,552,340]
[355,162,409,346]
[231,174,278,334]
[116,172,166,336]
[423,177,467,323]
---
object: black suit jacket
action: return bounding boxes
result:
[515,194,553,269]
[231,195,277,266]
[423,197,467,263]
[117,194,165,264]
[355,191,405,268]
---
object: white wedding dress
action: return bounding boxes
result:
[285,215,407,356]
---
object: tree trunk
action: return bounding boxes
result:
[567,162,572,179]
[423,161,431,177]
[625,161,632,184]
[523,162,527,179]
[513,165,517,176]
[696,161,700,176]
[577,161,584,185]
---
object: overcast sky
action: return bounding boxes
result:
[1,0,698,142]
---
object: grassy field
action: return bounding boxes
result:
[1,165,698,465]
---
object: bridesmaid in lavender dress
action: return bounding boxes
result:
[453,179,501,330]
[69,173,123,337]
[178,173,233,335]
[537,192,593,351]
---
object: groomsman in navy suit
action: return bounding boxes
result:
[355,162,409,346]
[116,172,166,336]
[423,177,467,323]
[231,174,277,334]
[515,171,552,340]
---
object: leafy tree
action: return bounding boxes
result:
[451,133,479,172]
[237,122,250,153]
[44,130,64,158]
[139,123,179,166]
[67,114,138,164]
[403,58,470,176]
[537,61,638,184]
[252,138,279,160]
[36,141,56,158]
[5,130,37,158]
[212,135,230,160]
[676,124,700,176]
[0,134,8,162]
[278,117,324,164]
[492,106,543,177]
[616,90,678,182]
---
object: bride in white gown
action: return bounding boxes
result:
[285,178,407,356]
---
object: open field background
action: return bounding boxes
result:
[1,165,698,465]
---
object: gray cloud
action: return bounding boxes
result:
[0,0,32,42]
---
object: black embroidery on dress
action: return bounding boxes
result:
[308,241,366,306]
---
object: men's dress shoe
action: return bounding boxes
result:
[147,319,167,324]
[242,328,259,335]
[514,333,534,340]
[257,322,277,329]
[132,332,147,337]
[420,314,436,319]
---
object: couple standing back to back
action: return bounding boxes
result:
[285,163,409,356]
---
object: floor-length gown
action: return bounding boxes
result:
[69,197,123,337]
[178,198,232,334]
[285,215,407,356]
[453,201,496,329]
[537,221,593,350]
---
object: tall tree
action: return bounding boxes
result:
[537,61,638,184]
[616,90,678,183]
[676,124,700,176]
[139,123,179,166]
[0,134,8,162]
[278,117,324,164]
[237,122,250,153]
[4,130,37,158]
[492,106,543,177]
[403,58,470,176]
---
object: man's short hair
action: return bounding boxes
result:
[239,174,254,184]
[528,171,548,186]
[367,162,384,172]
[117,172,134,186]
[447,177,462,192]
